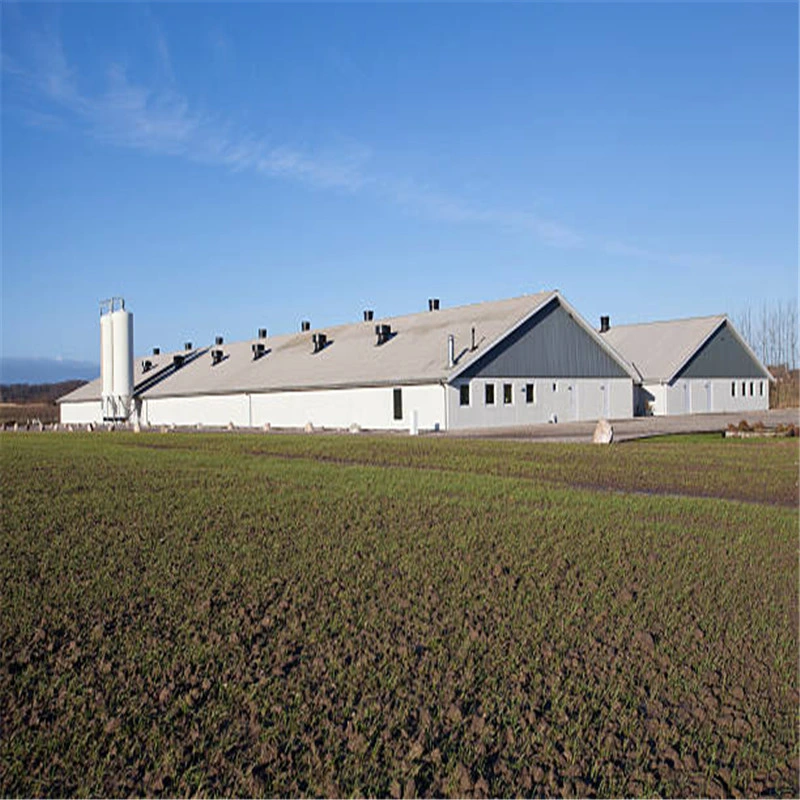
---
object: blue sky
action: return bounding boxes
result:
[2,1,797,377]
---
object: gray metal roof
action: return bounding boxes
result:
[142,292,559,398]
[58,291,639,402]
[56,347,198,403]
[601,315,769,383]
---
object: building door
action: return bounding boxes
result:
[569,384,579,420]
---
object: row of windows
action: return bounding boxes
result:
[459,381,560,407]
[731,381,764,398]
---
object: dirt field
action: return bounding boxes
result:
[0,402,58,425]
[1,433,797,797]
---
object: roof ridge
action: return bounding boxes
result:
[607,313,725,330]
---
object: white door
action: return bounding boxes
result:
[568,384,579,420]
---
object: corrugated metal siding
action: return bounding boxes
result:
[459,301,629,379]
[675,322,768,381]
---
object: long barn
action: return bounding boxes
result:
[58,291,638,431]
[600,315,773,415]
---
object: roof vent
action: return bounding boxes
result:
[142,359,153,373]
[252,342,266,360]
[363,309,374,322]
[211,349,224,365]
[152,347,160,356]
[600,316,610,333]
[375,323,392,345]
[312,332,328,353]
[428,298,440,311]
[184,341,192,351]
[301,320,311,332]
[173,354,185,368]
[215,335,224,345]
[447,334,455,368]
[258,328,267,339]
[471,326,477,351]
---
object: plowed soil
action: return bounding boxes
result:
[1,432,797,797]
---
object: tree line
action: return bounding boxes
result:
[0,380,87,405]
[735,299,798,371]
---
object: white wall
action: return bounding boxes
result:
[448,377,632,429]
[60,401,103,425]
[144,393,250,427]
[646,378,769,415]
[142,384,447,431]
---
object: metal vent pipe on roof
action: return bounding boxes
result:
[364,310,374,322]
[211,349,223,365]
[152,347,160,355]
[429,298,440,311]
[258,328,267,339]
[184,342,192,351]
[301,320,311,332]
[600,316,610,333]
[215,335,224,345]
[312,332,327,353]
[375,323,392,345]
[471,326,476,351]
[447,334,455,368]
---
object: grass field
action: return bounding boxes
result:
[1,432,797,797]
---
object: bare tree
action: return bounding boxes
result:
[735,298,798,370]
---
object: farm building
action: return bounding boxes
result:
[600,314,772,415]
[58,291,638,431]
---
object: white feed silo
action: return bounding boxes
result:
[100,297,134,421]
[100,307,114,419]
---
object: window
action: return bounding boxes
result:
[393,388,402,420]
[749,382,754,396]
[731,381,736,397]
[525,383,535,404]
[741,381,746,396]
[552,382,558,392]
[459,384,470,407]
[760,381,764,396]
[485,383,495,406]
[503,383,513,405]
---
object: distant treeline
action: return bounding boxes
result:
[0,380,87,405]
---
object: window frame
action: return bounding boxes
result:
[525,383,535,404]
[485,383,495,406]
[731,381,736,397]
[393,388,403,421]
[459,384,470,407]
[503,383,513,405]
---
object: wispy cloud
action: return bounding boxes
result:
[5,19,727,270]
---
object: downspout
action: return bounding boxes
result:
[442,381,449,431]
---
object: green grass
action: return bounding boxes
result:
[1,432,797,797]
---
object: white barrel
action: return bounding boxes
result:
[111,309,134,405]
[100,312,114,416]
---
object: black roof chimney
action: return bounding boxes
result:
[600,316,610,333]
